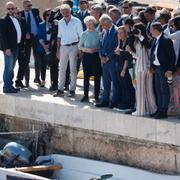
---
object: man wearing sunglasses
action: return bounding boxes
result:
[0,1,22,93]
[21,0,42,87]
[121,1,133,19]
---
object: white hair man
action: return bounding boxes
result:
[54,4,83,97]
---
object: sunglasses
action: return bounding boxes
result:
[7,8,15,10]
[80,1,87,4]
[27,4,32,7]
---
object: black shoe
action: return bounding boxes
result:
[64,85,69,91]
[150,111,159,117]
[3,89,18,93]
[15,80,25,88]
[34,79,41,86]
[53,90,64,97]
[12,87,20,91]
[154,113,167,119]
[109,103,118,109]
[94,98,100,104]
[49,85,58,91]
[80,96,89,102]
[67,90,75,97]
[95,102,109,107]
[25,81,29,88]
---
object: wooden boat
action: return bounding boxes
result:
[1,154,180,180]
[0,167,50,180]
[51,154,180,180]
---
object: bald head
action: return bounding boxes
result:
[6,1,15,16]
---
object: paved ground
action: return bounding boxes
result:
[0,51,99,107]
[0,51,179,121]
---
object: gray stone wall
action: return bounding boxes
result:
[1,114,180,174]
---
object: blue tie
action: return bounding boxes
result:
[104,29,109,43]
[27,11,31,33]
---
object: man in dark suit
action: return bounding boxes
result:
[109,8,123,27]
[14,7,27,88]
[75,0,90,31]
[121,1,133,19]
[0,18,4,51]
[150,22,176,119]
[1,1,22,93]
[95,14,119,108]
[21,0,42,87]
[75,0,90,74]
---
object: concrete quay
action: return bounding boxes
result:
[0,52,180,174]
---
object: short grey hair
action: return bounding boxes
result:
[99,14,112,24]
[84,15,97,25]
[91,5,103,16]
[60,4,71,12]
[23,0,31,5]
[6,1,15,7]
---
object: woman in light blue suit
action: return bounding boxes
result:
[37,9,52,87]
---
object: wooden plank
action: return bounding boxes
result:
[15,165,62,173]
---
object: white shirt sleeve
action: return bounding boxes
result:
[57,20,61,39]
[76,19,83,39]
[169,31,180,40]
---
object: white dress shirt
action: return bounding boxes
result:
[167,30,180,65]
[58,16,83,45]
[10,16,22,44]
[153,33,162,66]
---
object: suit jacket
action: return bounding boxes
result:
[18,17,26,51]
[115,18,123,27]
[0,18,4,50]
[21,8,42,28]
[37,21,49,54]
[75,10,90,31]
[177,48,180,70]
[100,25,118,61]
[0,15,21,51]
[151,33,176,72]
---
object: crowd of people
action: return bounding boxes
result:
[0,0,179,119]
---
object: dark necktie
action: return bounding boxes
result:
[27,11,31,33]
[152,38,157,61]
[105,30,109,40]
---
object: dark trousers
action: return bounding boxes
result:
[82,52,101,99]
[16,50,28,81]
[155,66,170,114]
[101,59,119,104]
[77,57,82,73]
[118,71,135,108]
[116,60,135,108]
[24,36,40,83]
[49,53,59,86]
[38,53,47,81]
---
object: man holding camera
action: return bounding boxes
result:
[150,22,176,119]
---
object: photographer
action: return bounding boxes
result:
[127,23,157,116]
[48,7,62,91]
